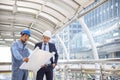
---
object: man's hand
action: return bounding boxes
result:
[52,63,56,68]
[41,64,45,68]
[23,57,29,62]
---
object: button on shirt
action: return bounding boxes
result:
[42,43,51,64]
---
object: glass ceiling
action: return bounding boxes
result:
[0,0,97,49]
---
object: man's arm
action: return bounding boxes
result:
[11,42,29,62]
[34,42,42,50]
[53,44,59,65]
[11,42,23,61]
[34,43,38,49]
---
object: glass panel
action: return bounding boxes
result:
[56,0,120,60]
[47,2,73,17]
[43,7,66,21]
[17,1,42,10]
[39,13,59,24]
[61,0,79,9]
[0,5,13,10]
[51,0,75,15]
[0,0,14,5]
[18,7,38,14]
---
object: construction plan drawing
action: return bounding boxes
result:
[20,47,54,71]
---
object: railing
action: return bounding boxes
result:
[0,62,33,80]
[0,62,11,73]
[54,58,120,80]
[0,58,120,80]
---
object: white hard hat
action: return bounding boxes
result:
[43,30,52,38]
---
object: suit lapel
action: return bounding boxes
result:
[48,43,52,52]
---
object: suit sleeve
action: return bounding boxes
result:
[53,44,59,65]
[34,43,38,49]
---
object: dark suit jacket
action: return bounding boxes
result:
[34,42,58,65]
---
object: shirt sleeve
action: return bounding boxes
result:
[11,42,23,60]
[28,48,32,55]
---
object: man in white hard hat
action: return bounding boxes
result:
[34,30,58,80]
[10,29,31,80]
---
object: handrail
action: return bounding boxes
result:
[58,58,120,64]
[0,62,11,73]
[0,58,120,80]
[0,58,120,65]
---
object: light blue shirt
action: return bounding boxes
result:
[11,40,30,68]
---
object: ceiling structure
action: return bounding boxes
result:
[0,0,101,49]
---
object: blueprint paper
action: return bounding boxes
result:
[20,47,54,71]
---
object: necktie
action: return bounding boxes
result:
[43,43,46,51]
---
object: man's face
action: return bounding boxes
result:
[42,36,50,43]
[21,34,29,43]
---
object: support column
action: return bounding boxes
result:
[78,18,99,59]
[56,34,70,60]
[111,52,115,58]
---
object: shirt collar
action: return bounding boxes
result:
[42,42,48,45]
[17,40,27,49]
